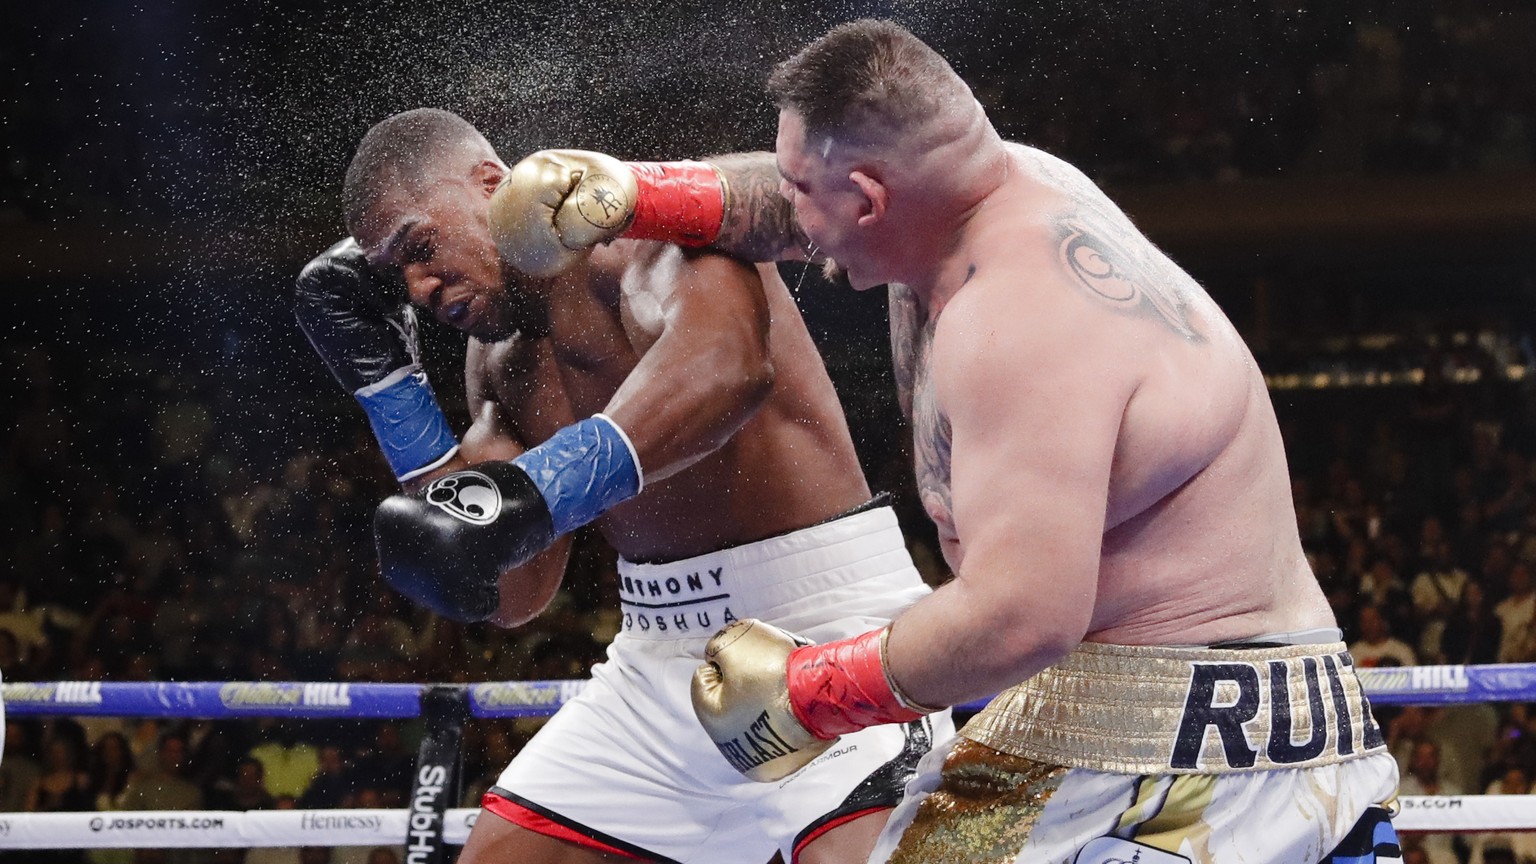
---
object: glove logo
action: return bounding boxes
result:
[425,471,502,525]
[575,174,630,229]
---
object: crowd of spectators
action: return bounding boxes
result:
[956,0,1536,184]
[4,1,1536,862]
[0,338,625,863]
[7,305,1536,860]
[4,0,1535,225]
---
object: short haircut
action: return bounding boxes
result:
[343,108,485,237]
[766,19,959,139]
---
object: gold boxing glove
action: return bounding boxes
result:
[691,619,834,782]
[489,149,727,279]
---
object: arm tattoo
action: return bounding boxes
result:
[888,283,923,418]
[1031,154,1205,342]
[705,152,814,263]
[909,314,954,533]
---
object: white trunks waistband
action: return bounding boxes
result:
[616,505,908,640]
[961,640,1387,775]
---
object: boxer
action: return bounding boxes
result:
[499,21,1403,864]
[295,107,953,864]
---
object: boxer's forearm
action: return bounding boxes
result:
[602,254,774,485]
[883,572,1086,708]
[705,152,816,263]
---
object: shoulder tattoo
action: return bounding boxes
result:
[1055,215,1204,343]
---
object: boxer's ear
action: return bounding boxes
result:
[473,159,507,199]
[850,170,886,227]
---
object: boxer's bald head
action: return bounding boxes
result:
[344,108,499,248]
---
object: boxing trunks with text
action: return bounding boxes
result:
[868,637,1401,864]
[485,503,956,863]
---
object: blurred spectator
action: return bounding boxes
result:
[246,795,303,864]
[1467,768,1536,864]
[1411,531,1470,662]
[207,757,276,811]
[1359,555,1415,641]
[247,721,318,801]
[296,745,351,810]
[350,724,411,800]
[87,731,135,811]
[25,731,92,813]
[120,732,202,812]
[1495,561,1536,662]
[1350,605,1417,668]
[1398,741,1465,864]
[1439,580,1502,665]
[1388,706,1434,777]
[0,720,42,812]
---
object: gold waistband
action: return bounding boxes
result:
[960,641,1387,775]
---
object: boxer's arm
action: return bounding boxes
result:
[602,248,774,484]
[703,152,815,263]
[692,276,1136,774]
[882,271,1136,707]
[461,341,576,628]
[295,239,460,486]
[373,252,768,617]
[490,150,812,278]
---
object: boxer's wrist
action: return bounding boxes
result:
[622,161,726,247]
[786,626,940,740]
[511,414,643,536]
[354,365,461,482]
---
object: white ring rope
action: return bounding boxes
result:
[0,797,1525,848]
[0,807,481,849]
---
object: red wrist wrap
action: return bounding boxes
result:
[623,161,725,246]
[785,628,928,741]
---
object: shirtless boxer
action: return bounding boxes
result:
[294,107,951,864]
[499,20,1403,864]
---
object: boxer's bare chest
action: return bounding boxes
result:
[476,285,638,437]
[546,282,642,416]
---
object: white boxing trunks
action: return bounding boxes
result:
[869,639,1402,864]
[486,503,955,863]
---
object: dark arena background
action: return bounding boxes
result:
[4,0,1536,861]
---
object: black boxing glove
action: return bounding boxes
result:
[375,415,643,622]
[295,238,459,482]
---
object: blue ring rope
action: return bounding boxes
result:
[0,663,1510,720]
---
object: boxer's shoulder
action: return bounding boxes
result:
[467,334,549,404]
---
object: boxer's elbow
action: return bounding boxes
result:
[967,571,1093,681]
[699,324,775,419]
[489,584,556,629]
[700,258,776,412]
[729,350,775,416]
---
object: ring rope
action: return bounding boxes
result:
[0,663,1526,848]
[0,663,1503,719]
[0,797,1519,848]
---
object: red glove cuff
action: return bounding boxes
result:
[623,161,726,246]
[785,628,931,740]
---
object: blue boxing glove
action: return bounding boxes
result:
[374,414,644,621]
[295,238,459,482]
